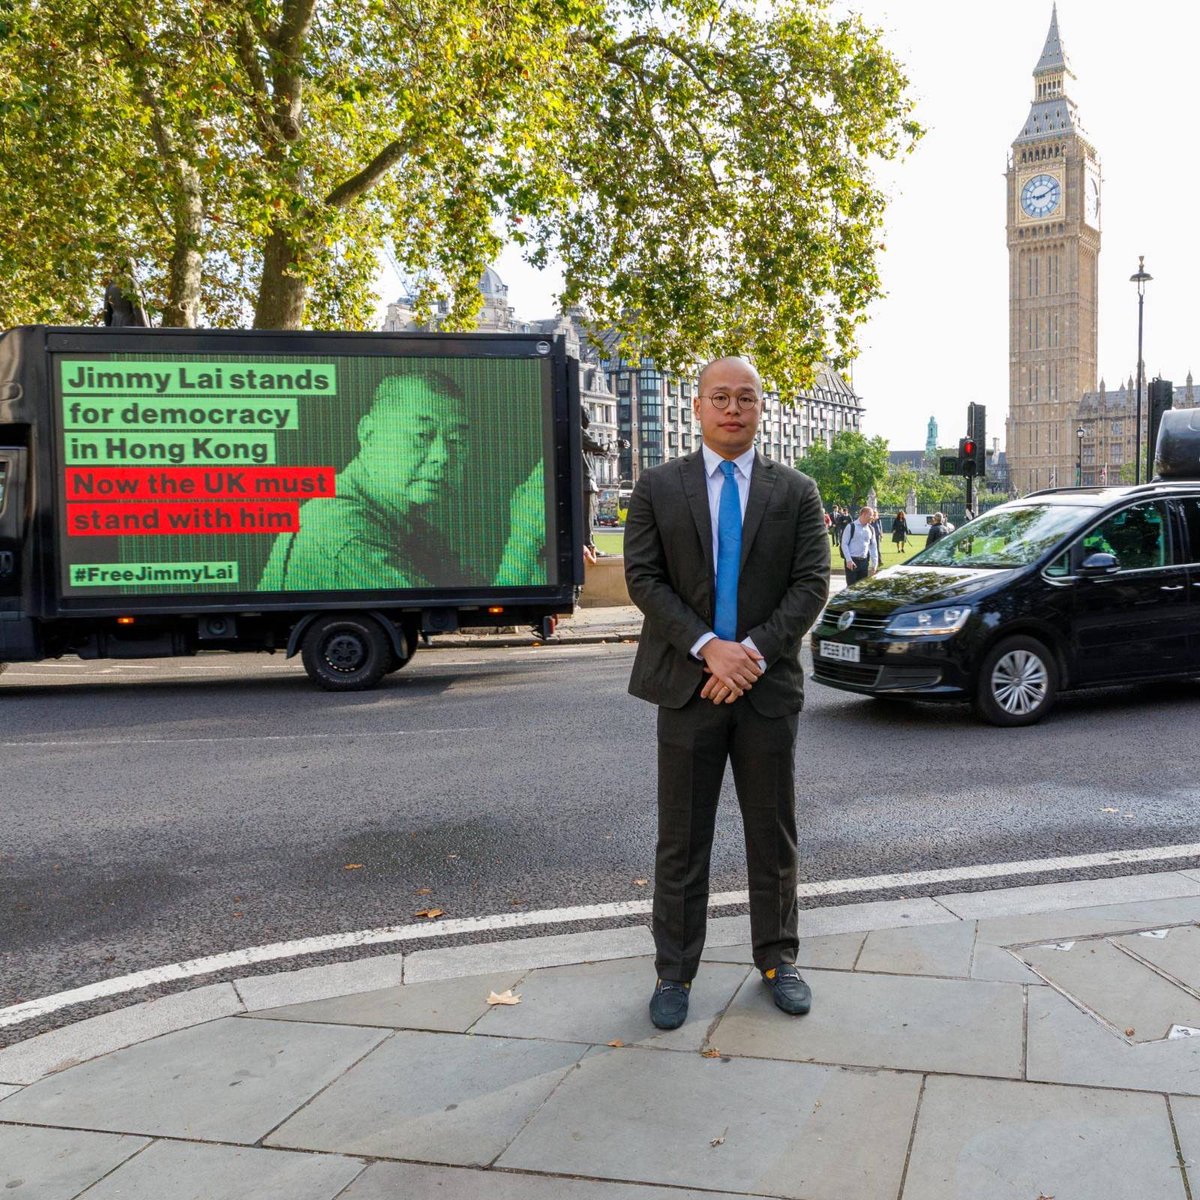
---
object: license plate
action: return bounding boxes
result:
[819,640,860,663]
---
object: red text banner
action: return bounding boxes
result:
[68,502,301,536]
[64,466,335,502]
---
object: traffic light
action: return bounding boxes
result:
[1148,378,1173,476]
[966,403,987,478]
[958,437,979,477]
[940,456,962,476]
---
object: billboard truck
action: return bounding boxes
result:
[0,327,584,690]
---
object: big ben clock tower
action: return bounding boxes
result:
[1006,6,1100,495]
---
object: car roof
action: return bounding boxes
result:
[1017,480,1200,506]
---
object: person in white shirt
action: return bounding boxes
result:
[840,506,878,584]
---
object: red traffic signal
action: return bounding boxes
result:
[962,439,976,459]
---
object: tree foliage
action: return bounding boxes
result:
[0,0,919,393]
[796,429,889,508]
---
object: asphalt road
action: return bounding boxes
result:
[4,641,1200,1044]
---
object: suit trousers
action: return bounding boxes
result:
[653,691,801,981]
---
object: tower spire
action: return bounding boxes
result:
[1034,4,1070,77]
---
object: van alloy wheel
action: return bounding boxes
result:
[991,649,1048,716]
[974,635,1057,727]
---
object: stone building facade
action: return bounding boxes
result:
[1076,373,1197,485]
[1005,7,1101,495]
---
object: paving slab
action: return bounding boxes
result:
[902,1075,1185,1200]
[1171,1095,1200,1179]
[1026,986,1200,1096]
[267,1030,584,1164]
[969,940,1045,984]
[702,931,865,969]
[712,967,1024,1077]
[342,1161,763,1199]
[855,919,975,977]
[498,1044,920,1200]
[0,1124,148,1200]
[471,956,749,1051]
[0,982,244,1086]
[943,873,1200,922]
[0,1084,19,1100]
[1019,938,1200,1042]
[403,926,654,984]
[79,1139,366,1199]
[254,970,526,1032]
[1114,924,1200,991]
[0,1017,387,1143]
[235,953,406,1011]
[973,894,1200,948]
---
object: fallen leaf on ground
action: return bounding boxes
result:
[415,907,444,920]
[343,863,364,870]
[487,990,522,1006]
[414,887,432,895]
[446,853,460,860]
[633,878,648,887]
[710,1129,727,1147]
[701,1047,722,1058]
[1125,1027,1135,1037]
[607,1039,625,1047]
[1099,807,1119,814]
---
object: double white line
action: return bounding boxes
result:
[4,841,1200,1028]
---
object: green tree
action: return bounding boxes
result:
[796,429,889,508]
[0,0,920,394]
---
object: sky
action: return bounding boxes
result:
[377,2,1200,451]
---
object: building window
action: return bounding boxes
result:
[1028,255,1039,298]
[1111,420,1123,437]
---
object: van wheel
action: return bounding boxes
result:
[301,614,390,691]
[974,636,1057,726]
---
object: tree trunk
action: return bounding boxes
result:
[161,163,203,327]
[253,225,309,329]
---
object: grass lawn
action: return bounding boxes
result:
[593,529,625,554]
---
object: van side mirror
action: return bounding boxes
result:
[1078,552,1120,577]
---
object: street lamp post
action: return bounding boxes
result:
[1130,256,1153,485]
[1076,425,1085,486]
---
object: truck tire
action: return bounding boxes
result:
[973,635,1057,727]
[301,614,390,691]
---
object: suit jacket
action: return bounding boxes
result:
[624,450,830,717]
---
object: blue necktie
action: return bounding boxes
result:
[714,461,742,641]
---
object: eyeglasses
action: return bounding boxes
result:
[702,390,760,411]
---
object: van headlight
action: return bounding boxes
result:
[885,606,972,637]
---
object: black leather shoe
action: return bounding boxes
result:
[763,964,811,1015]
[649,979,691,1030]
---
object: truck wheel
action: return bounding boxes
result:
[973,635,1057,727]
[301,614,390,691]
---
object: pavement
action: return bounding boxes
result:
[4,869,1200,1198]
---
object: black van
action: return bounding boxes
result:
[811,411,1200,725]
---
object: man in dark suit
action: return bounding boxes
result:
[624,356,830,1030]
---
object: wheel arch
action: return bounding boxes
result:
[973,619,1069,689]
[286,609,408,661]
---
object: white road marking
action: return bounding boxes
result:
[4,840,1199,1029]
[0,727,490,749]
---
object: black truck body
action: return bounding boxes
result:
[0,326,583,689]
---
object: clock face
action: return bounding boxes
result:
[1021,173,1061,218]
[1086,175,1100,224]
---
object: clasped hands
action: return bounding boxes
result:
[699,638,763,705]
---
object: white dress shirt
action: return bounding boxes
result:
[689,444,764,665]
[841,519,879,568]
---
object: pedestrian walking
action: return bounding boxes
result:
[926,512,949,548]
[869,509,885,574]
[840,506,879,585]
[892,510,909,554]
[624,355,830,1030]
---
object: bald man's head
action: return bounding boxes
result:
[698,356,762,396]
